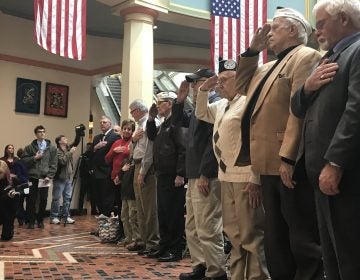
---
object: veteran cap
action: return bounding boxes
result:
[273,7,313,36]
[156,91,177,102]
[185,68,215,83]
[218,59,237,74]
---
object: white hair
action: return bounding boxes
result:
[283,17,308,45]
[101,115,112,125]
[129,99,148,113]
[313,0,360,28]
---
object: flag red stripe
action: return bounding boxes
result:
[245,0,249,49]
[46,0,53,51]
[56,0,61,54]
[228,18,233,60]
[64,0,69,58]
[34,0,86,60]
[81,0,86,58]
[72,0,78,60]
[219,18,223,60]
[236,18,240,59]
[210,16,216,71]
[254,0,259,31]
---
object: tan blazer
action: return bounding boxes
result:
[236,45,321,175]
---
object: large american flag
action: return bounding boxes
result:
[34,0,86,60]
[211,0,267,72]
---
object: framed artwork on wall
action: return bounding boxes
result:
[44,83,69,118]
[15,78,41,114]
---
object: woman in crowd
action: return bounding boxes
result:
[105,120,135,245]
[0,160,19,240]
[1,145,28,225]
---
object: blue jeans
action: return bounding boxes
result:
[50,179,72,219]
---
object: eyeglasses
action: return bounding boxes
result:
[36,130,46,134]
[315,14,339,31]
[193,79,207,84]
[217,76,234,86]
[156,100,169,106]
[130,108,139,114]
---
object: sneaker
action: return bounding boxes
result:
[50,218,61,224]
[65,217,75,224]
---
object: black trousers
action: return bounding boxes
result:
[261,175,323,280]
[0,195,17,240]
[313,174,360,280]
[78,175,97,212]
[157,173,185,254]
[27,178,49,224]
[94,177,116,217]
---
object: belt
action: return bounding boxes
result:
[133,158,143,164]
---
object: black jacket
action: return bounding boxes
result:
[147,116,186,177]
[172,93,220,179]
[90,130,120,179]
[119,160,135,200]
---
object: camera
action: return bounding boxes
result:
[75,124,86,137]
[2,182,32,197]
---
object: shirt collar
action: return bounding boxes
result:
[333,31,360,53]
[103,128,112,136]
[277,44,300,60]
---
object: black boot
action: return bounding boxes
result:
[179,264,206,280]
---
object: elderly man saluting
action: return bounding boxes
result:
[196,59,269,280]
[235,7,323,280]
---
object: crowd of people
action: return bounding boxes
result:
[1,1,360,279]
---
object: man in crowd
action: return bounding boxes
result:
[90,116,120,216]
[196,60,269,280]
[128,100,159,254]
[235,7,323,280]
[291,0,360,278]
[78,142,97,215]
[146,92,186,262]
[50,135,77,225]
[172,69,227,279]
[22,125,58,229]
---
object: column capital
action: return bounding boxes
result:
[120,6,158,22]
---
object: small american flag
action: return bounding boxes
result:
[211,0,267,72]
[34,0,86,60]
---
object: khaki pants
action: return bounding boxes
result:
[186,178,226,278]
[121,199,141,243]
[221,181,269,280]
[133,163,159,248]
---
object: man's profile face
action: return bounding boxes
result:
[216,71,236,100]
[156,100,172,117]
[315,7,342,51]
[267,17,293,55]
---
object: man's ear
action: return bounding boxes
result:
[339,11,350,27]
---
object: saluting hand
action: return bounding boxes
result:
[149,103,158,119]
[200,75,218,92]
[176,80,190,103]
[250,23,271,52]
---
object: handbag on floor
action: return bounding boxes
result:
[96,214,120,243]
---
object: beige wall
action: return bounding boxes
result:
[0,60,91,209]
[0,60,90,154]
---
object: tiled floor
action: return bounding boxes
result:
[0,215,192,280]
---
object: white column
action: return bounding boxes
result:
[120,7,158,120]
